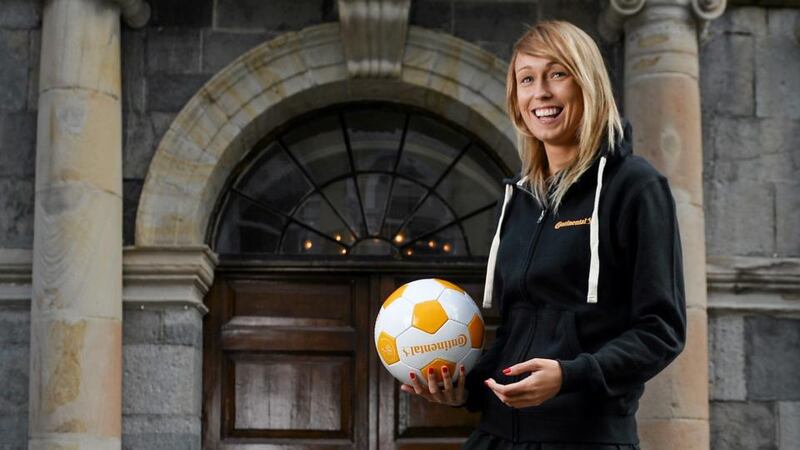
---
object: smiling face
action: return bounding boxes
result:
[514,53,584,150]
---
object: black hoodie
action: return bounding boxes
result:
[463,122,686,444]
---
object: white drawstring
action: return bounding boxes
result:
[586,156,607,303]
[482,183,514,309]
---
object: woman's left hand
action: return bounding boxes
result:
[484,358,563,408]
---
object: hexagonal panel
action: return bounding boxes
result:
[377,331,400,365]
[421,358,456,385]
[382,284,407,309]
[437,287,480,326]
[375,296,414,337]
[434,278,465,294]
[468,313,484,349]
[412,300,448,334]
[401,279,445,305]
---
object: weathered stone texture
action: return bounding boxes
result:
[0,178,33,248]
[0,112,36,177]
[0,414,27,450]
[216,0,336,31]
[0,310,29,449]
[123,307,203,347]
[746,316,800,401]
[756,9,800,119]
[122,415,200,450]
[0,29,29,112]
[775,181,800,256]
[123,111,157,180]
[779,402,800,450]
[709,313,746,401]
[26,29,39,111]
[122,29,146,113]
[705,179,775,256]
[123,180,143,246]
[0,345,28,413]
[123,345,202,416]
[149,0,213,28]
[147,28,202,74]
[147,73,210,112]
[202,30,278,73]
[0,308,29,345]
[453,1,537,61]
[410,0,452,33]
[700,33,755,116]
[711,401,777,450]
[0,0,41,29]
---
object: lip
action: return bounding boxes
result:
[531,106,564,125]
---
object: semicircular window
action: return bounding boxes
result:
[213,103,509,259]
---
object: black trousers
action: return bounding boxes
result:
[462,429,640,450]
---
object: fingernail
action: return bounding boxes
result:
[428,367,434,375]
[460,366,465,373]
[502,368,511,375]
[442,366,449,373]
[409,372,415,380]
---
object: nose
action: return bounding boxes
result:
[533,80,552,101]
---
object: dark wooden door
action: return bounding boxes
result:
[203,270,497,449]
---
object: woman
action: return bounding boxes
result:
[400,20,686,449]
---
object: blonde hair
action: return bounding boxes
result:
[506,20,623,212]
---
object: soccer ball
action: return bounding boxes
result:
[374,278,485,386]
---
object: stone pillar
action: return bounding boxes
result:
[599,1,726,449]
[28,0,145,447]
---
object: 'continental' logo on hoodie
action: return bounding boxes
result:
[554,217,591,229]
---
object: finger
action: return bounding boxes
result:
[455,364,466,400]
[504,358,544,376]
[409,372,425,395]
[441,366,453,395]
[484,377,509,395]
[485,379,511,406]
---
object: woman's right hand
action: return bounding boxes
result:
[399,363,467,407]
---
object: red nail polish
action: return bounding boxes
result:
[460,366,465,373]
[503,368,511,375]
[442,366,449,373]
[409,372,415,380]
[428,367,435,375]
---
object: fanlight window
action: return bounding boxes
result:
[213,103,508,259]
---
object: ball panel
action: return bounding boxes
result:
[437,288,480,326]
[376,296,414,337]
[401,278,445,304]
[467,313,485,349]
[382,284,407,309]
[421,358,457,385]
[385,360,420,386]
[459,348,482,375]
[395,320,470,370]
[376,331,400,365]
[433,278,465,294]
[412,300,449,334]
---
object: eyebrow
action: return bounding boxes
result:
[515,61,559,73]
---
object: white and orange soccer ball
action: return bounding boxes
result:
[374,278,485,386]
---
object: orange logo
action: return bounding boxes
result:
[554,217,591,229]
[401,334,468,357]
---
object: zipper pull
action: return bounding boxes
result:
[537,209,546,223]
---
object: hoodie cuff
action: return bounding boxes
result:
[557,353,593,394]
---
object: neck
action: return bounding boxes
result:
[543,142,578,176]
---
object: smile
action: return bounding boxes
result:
[534,107,563,118]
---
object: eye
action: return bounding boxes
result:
[520,75,532,85]
[551,71,567,79]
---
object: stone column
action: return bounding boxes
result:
[599,1,726,449]
[29,0,147,448]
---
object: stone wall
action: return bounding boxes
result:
[701,6,800,450]
[0,306,29,449]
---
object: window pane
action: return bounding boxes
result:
[400,225,467,257]
[236,142,313,215]
[292,193,357,246]
[280,223,348,255]
[322,178,366,238]
[461,208,496,256]
[380,178,426,242]
[282,114,350,186]
[396,194,457,244]
[345,109,405,172]
[436,144,504,217]
[357,174,392,236]
[396,115,468,187]
[215,193,287,254]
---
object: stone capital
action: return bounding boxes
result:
[107,0,150,28]
[599,0,727,42]
[338,0,411,78]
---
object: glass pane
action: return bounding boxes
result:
[349,238,395,256]
[215,193,287,254]
[436,145,504,217]
[461,208,496,256]
[345,109,405,172]
[280,223,349,255]
[323,178,366,238]
[357,174,391,236]
[236,142,313,215]
[397,194,456,244]
[282,114,350,186]
[400,224,467,258]
[396,115,469,187]
[381,178,427,243]
[292,193,357,246]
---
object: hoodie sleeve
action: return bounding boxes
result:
[558,177,687,396]
[462,309,508,411]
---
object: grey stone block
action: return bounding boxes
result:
[123,111,157,180]
[123,345,201,415]
[163,308,202,348]
[147,28,202,74]
[216,0,331,31]
[150,0,212,27]
[755,10,800,119]
[151,112,176,142]
[704,180,774,256]
[201,30,277,74]
[0,346,28,414]
[122,415,200,450]
[122,29,146,113]
[0,0,41,29]
[775,182,800,257]
[700,33,755,116]
[539,0,604,43]
[123,308,163,344]
[454,2,537,48]
[0,112,36,177]
[410,0,452,33]
[746,316,800,401]
[709,313,746,401]
[779,402,800,450]
[0,309,29,345]
[146,73,209,112]
[123,180,143,246]
[712,6,767,36]
[0,178,34,249]
[711,401,777,450]
[0,414,27,450]
[0,30,29,112]
[26,29,38,111]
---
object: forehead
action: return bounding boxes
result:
[514,53,561,71]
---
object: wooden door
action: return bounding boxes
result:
[203,270,498,449]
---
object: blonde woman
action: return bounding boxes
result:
[401,21,686,449]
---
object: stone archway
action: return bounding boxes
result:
[135,22,517,247]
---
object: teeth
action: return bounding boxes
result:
[534,107,562,118]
